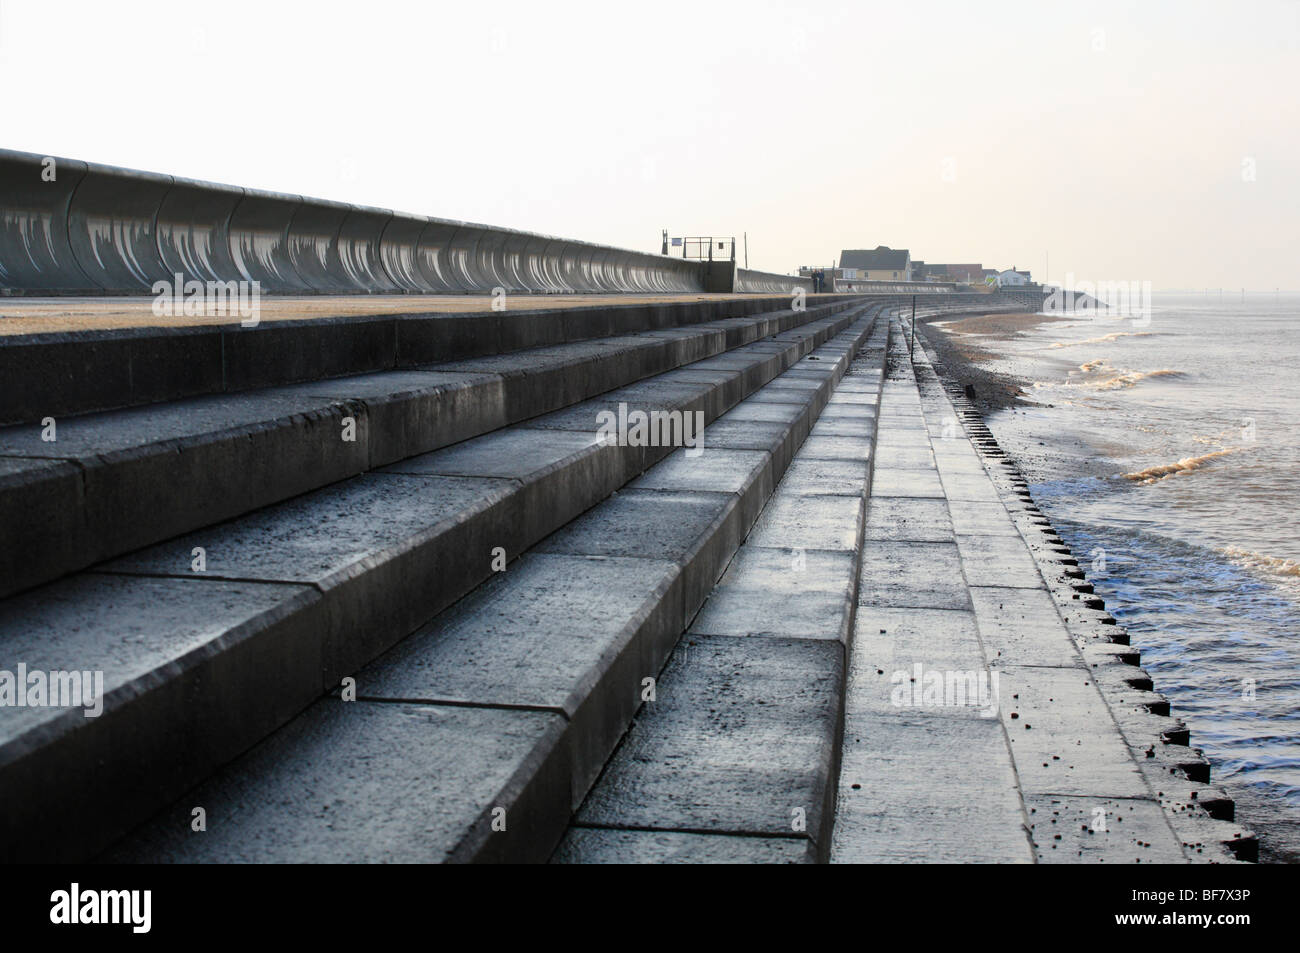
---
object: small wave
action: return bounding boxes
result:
[1192,429,1236,445]
[1049,331,1154,349]
[1071,361,1185,392]
[1223,546,1300,579]
[1121,447,1243,484]
[1094,368,1183,390]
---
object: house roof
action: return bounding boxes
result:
[930,263,983,276]
[840,246,910,270]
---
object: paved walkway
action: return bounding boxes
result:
[0,292,799,336]
[832,318,1204,863]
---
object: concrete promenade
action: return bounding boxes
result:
[833,321,1252,862]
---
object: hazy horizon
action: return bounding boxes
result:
[2,0,1295,289]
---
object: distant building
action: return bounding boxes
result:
[839,246,911,281]
[934,263,983,283]
[996,267,1032,287]
[911,262,984,283]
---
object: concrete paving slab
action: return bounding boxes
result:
[797,434,873,462]
[956,534,1044,586]
[747,493,864,552]
[937,472,1004,503]
[696,418,793,451]
[1026,795,1185,863]
[535,488,732,563]
[718,401,806,424]
[553,828,810,863]
[857,540,969,609]
[630,447,771,497]
[818,403,877,423]
[807,416,875,437]
[873,446,935,469]
[869,467,945,498]
[534,488,739,615]
[103,699,569,863]
[688,547,858,642]
[573,634,843,846]
[513,394,677,435]
[947,500,1019,536]
[864,497,953,542]
[877,402,925,415]
[969,586,1079,667]
[386,426,604,479]
[832,713,1030,864]
[931,448,987,473]
[997,664,1150,798]
[820,390,876,404]
[777,457,870,497]
[846,607,990,713]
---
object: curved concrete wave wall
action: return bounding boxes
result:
[734,267,810,294]
[0,149,770,296]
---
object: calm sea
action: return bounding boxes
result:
[949,293,1300,862]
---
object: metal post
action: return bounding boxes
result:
[910,295,916,359]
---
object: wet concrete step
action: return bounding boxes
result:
[0,300,862,599]
[94,314,882,863]
[551,321,890,863]
[0,305,877,863]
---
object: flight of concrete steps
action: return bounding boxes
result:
[3,293,1243,863]
[0,293,890,860]
[549,318,1254,864]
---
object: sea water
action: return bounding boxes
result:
[944,293,1300,861]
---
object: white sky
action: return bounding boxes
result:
[2,0,1296,288]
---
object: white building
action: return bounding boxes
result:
[996,268,1031,287]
